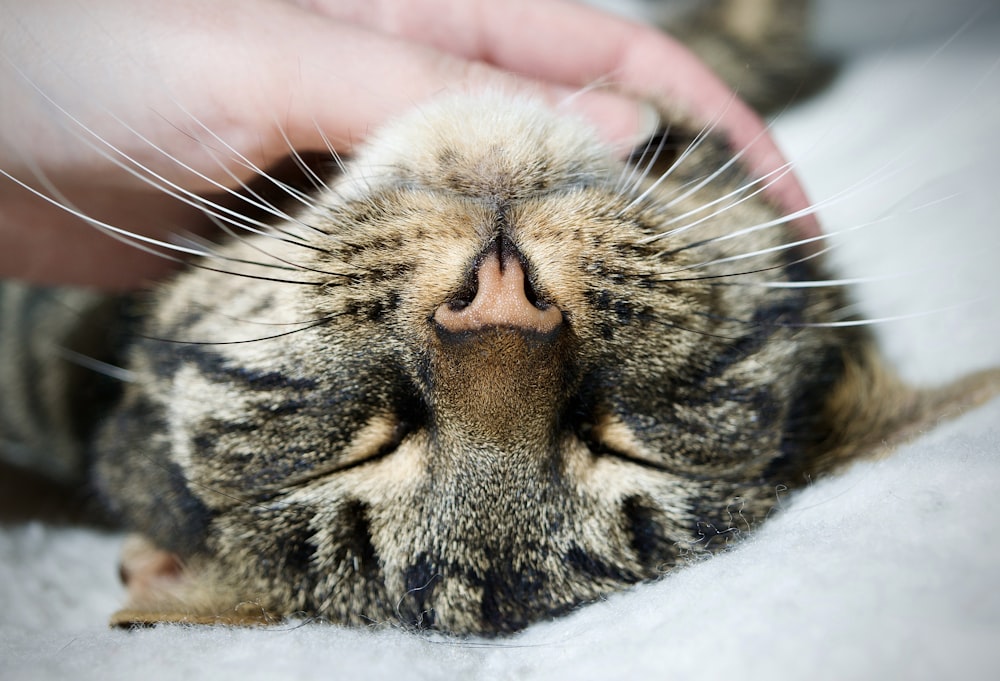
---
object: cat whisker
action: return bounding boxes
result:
[312,119,350,178]
[311,119,393,217]
[705,266,951,290]
[53,346,137,383]
[662,152,906,258]
[639,46,983,256]
[652,125,784,214]
[167,228,348,280]
[636,160,794,247]
[200,213,354,280]
[615,97,734,215]
[9,65,368,281]
[648,316,742,342]
[149,113,315,233]
[14,107,319,260]
[616,129,707,214]
[649,231,835,278]
[164,99,339,229]
[9,60,344,254]
[195,312,343,329]
[137,312,343,346]
[180,262,326,288]
[625,88,801,239]
[0,165,200,263]
[67,92,317,241]
[653,220,983,292]
[646,209,899,278]
[657,163,994,278]
[698,294,993,330]
[144,119,338,245]
[646,246,833,285]
[672,42,1000,264]
[167,294,349,330]
[271,119,333,198]
[616,119,668,196]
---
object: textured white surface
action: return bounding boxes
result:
[2,5,999,681]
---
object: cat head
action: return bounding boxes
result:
[94,93,982,634]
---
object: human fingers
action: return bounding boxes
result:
[287,0,816,234]
[0,0,650,289]
[0,0,652,191]
[247,2,653,157]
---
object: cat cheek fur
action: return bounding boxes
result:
[90,93,1000,635]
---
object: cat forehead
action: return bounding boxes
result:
[341,93,617,199]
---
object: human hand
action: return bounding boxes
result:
[0,0,812,290]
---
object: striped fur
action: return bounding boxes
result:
[2,0,997,635]
[0,284,123,484]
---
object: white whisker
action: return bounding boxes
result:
[663,146,920,257]
[0,165,203,261]
[637,160,794,246]
[710,266,947,290]
[778,296,993,328]
[616,121,667,196]
[54,347,137,383]
[311,119,350,177]
[161,99,330,222]
[201,212,352,279]
[4,158,329,283]
[272,120,333,198]
[628,86,806,245]
[615,95,736,215]
[5,55,348,250]
[650,208,893,277]
[3,59,328,243]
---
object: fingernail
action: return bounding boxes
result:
[556,90,660,152]
[633,100,662,147]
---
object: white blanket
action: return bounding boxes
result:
[3,5,999,680]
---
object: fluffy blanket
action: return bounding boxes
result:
[2,4,999,680]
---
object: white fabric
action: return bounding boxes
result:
[3,6,999,680]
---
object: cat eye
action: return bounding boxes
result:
[272,413,416,491]
[343,413,416,466]
[581,414,674,474]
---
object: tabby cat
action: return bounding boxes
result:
[1,0,997,635]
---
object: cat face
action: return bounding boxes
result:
[94,94,914,634]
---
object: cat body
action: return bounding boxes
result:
[90,94,983,633]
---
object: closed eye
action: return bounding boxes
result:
[260,412,419,494]
[582,429,674,473]
[579,412,691,476]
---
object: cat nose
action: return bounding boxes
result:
[434,248,562,334]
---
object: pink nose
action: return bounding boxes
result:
[434,249,562,334]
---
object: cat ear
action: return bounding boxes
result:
[805,342,1000,476]
[110,534,276,628]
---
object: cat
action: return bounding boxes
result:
[1,0,998,636]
